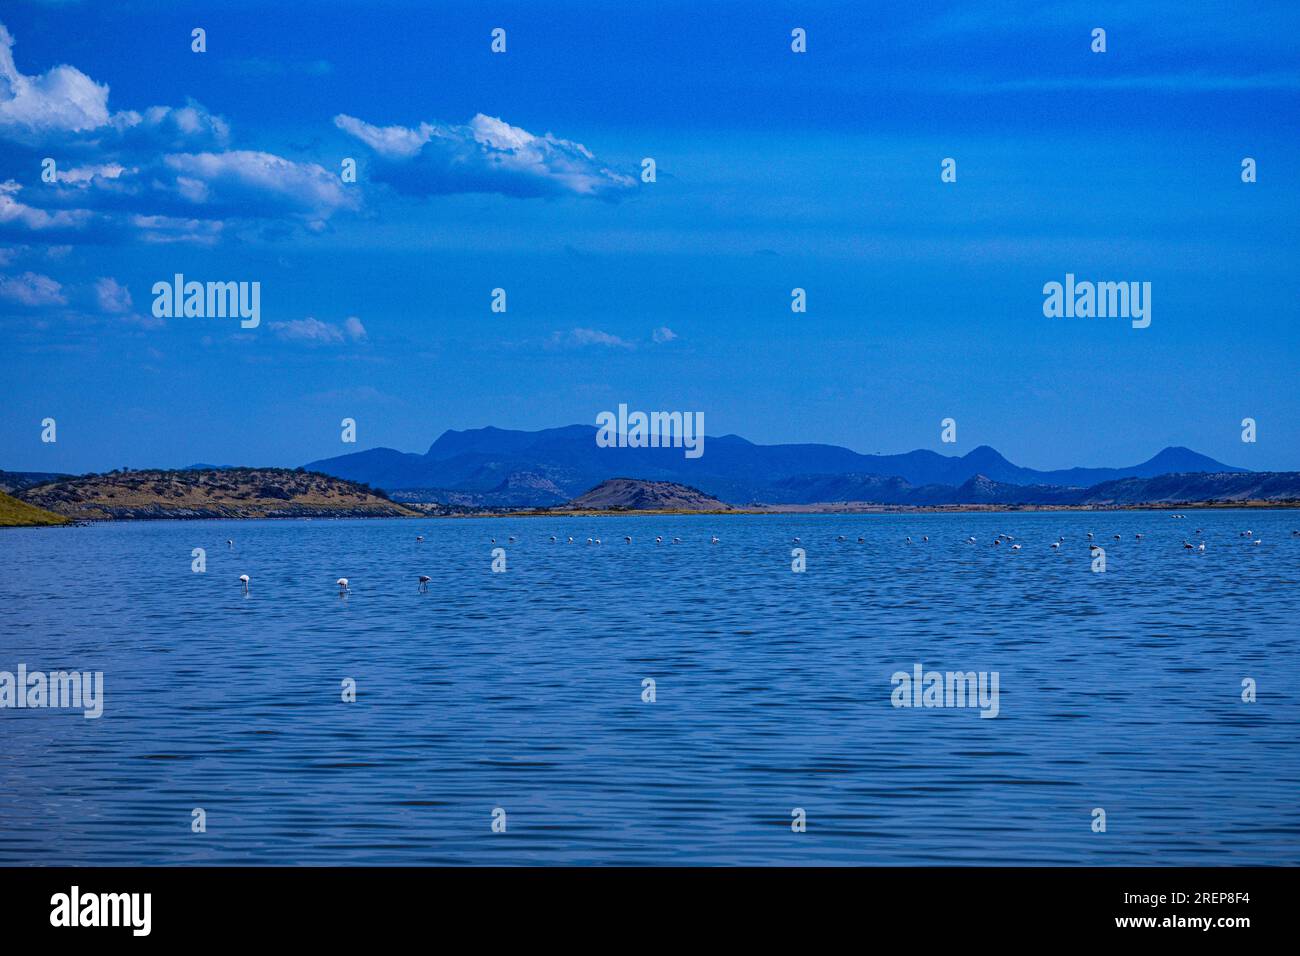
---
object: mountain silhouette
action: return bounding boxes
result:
[305,425,1250,506]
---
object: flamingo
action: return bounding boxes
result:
[337,577,349,593]
[418,575,430,592]
[239,573,249,593]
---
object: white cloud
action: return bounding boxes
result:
[94,276,132,313]
[57,163,132,186]
[334,114,434,159]
[130,214,223,244]
[550,327,634,349]
[0,180,92,233]
[0,270,66,306]
[343,315,366,340]
[0,23,111,135]
[161,151,357,217]
[335,112,636,200]
[652,326,678,343]
[270,316,366,344]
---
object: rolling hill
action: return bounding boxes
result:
[563,478,731,511]
[17,469,419,521]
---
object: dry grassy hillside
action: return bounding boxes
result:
[0,490,72,527]
[19,468,418,521]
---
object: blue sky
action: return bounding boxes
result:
[2,0,1297,474]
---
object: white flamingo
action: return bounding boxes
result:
[239,573,249,593]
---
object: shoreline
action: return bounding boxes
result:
[8,499,1297,527]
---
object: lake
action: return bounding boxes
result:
[1,510,1297,865]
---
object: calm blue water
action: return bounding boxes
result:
[1,510,1297,865]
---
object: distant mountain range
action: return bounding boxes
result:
[305,425,1259,507]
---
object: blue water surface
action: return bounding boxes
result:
[0,510,1297,865]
